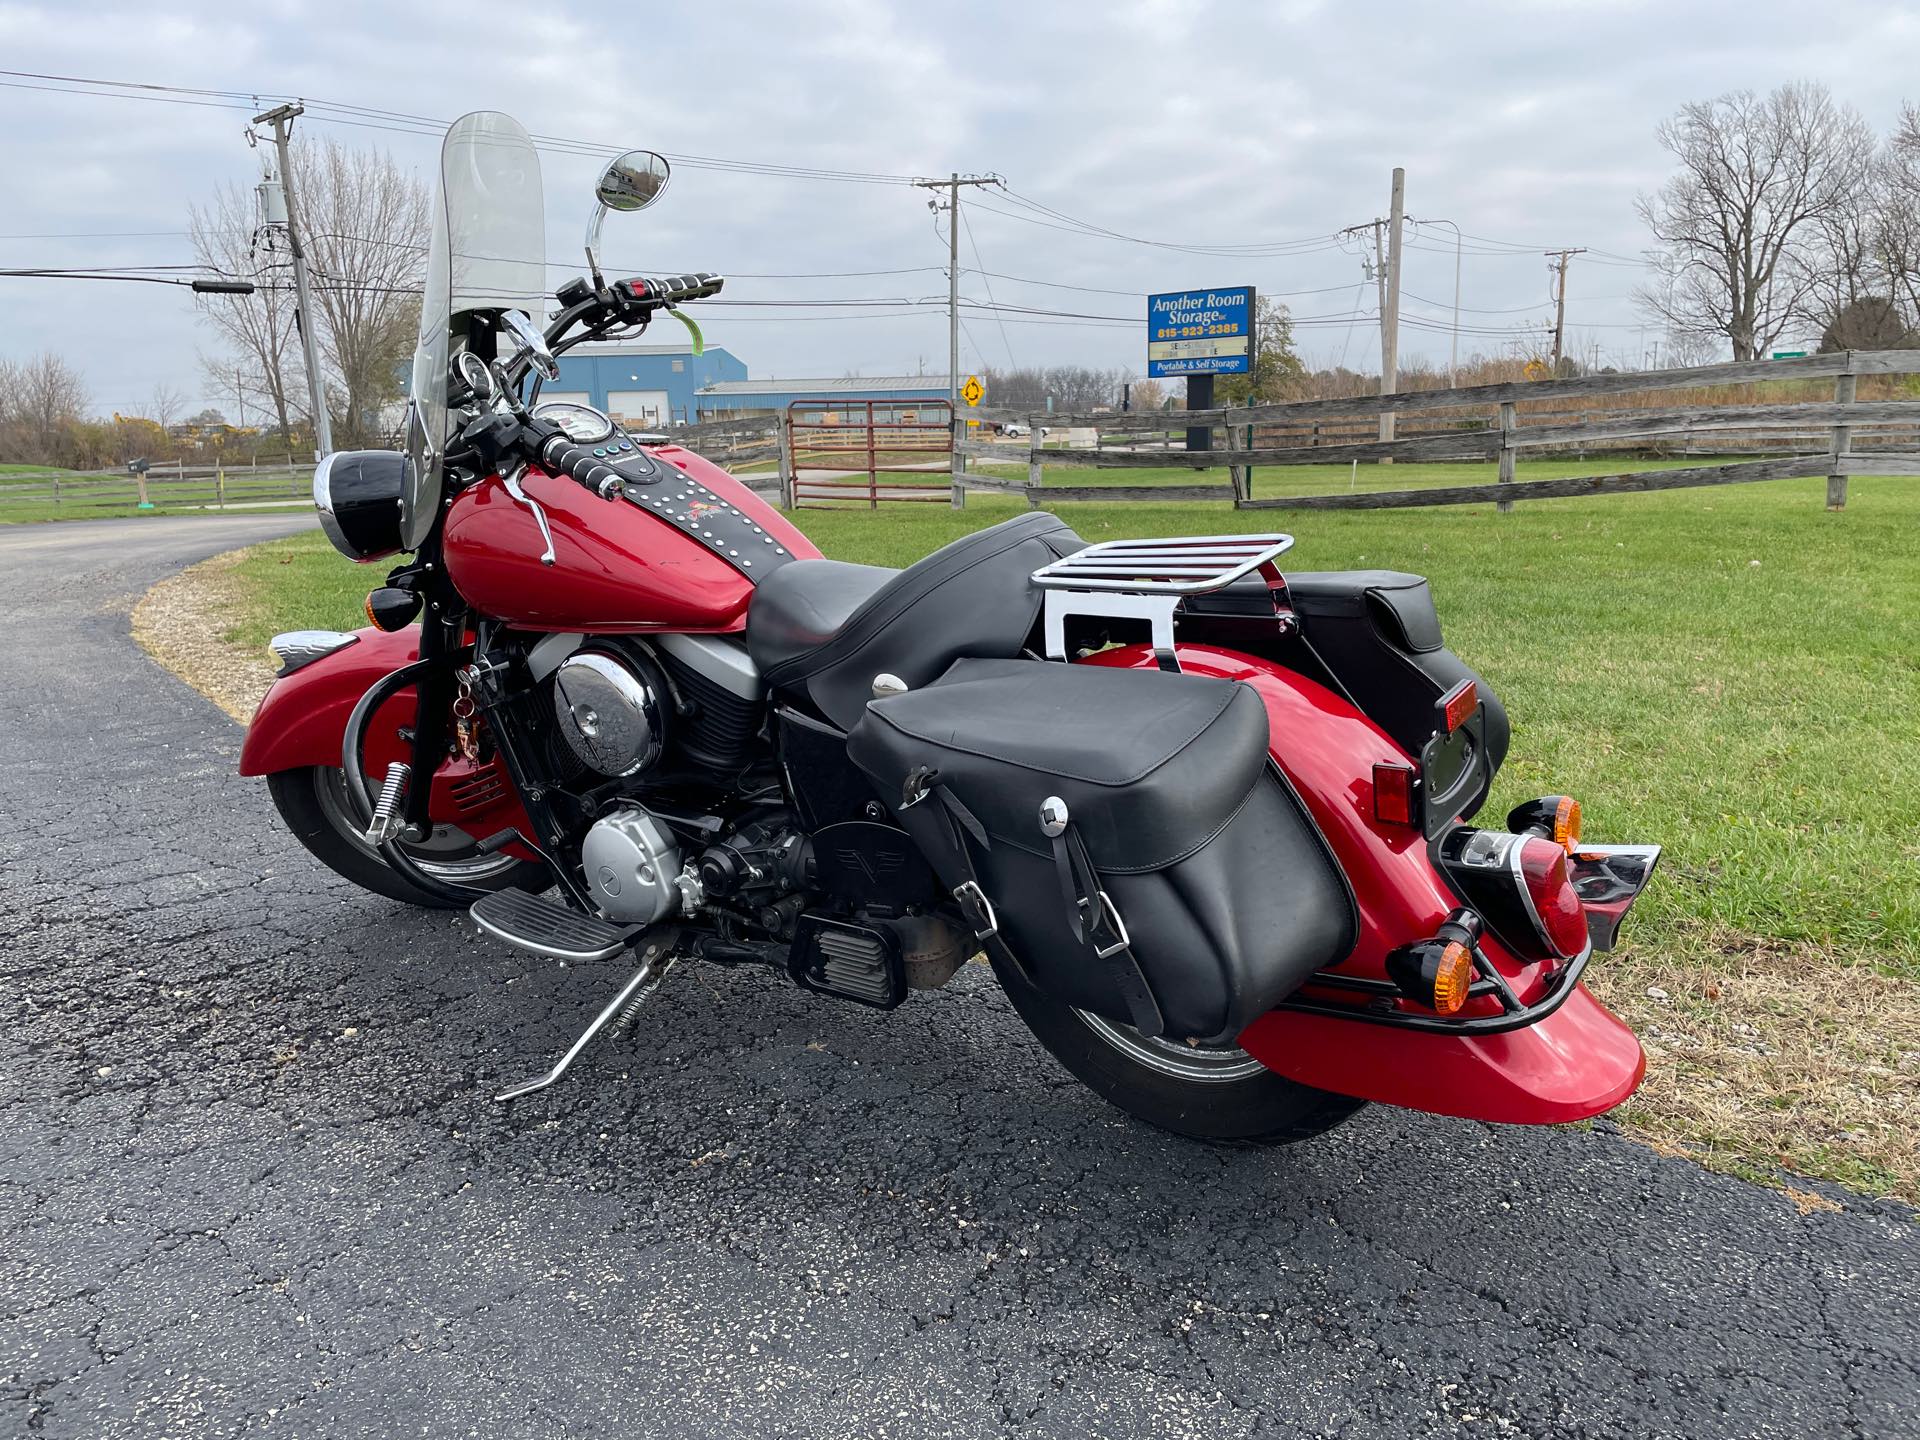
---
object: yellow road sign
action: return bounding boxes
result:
[960,374,984,407]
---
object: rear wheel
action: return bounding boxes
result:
[990,953,1367,1145]
[267,765,548,909]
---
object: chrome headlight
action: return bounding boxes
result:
[315,450,409,562]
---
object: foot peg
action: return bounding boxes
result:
[470,887,641,962]
[494,933,675,1102]
[364,761,411,845]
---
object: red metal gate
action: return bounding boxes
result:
[785,399,953,508]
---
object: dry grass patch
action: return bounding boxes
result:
[132,546,277,724]
[1591,932,1920,1206]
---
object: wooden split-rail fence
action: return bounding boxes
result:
[946,350,1920,513]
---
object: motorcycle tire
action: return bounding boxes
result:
[990,953,1367,1146]
[267,765,550,910]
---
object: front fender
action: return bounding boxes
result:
[240,624,537,852]
[238,625,420,776]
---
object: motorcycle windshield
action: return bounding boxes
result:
[402,111,547,550]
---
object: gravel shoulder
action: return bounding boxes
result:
[131,544,281,724]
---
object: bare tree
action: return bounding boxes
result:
[296,136,429,447]
[1636,82,1875,360]
[190,179,305,442]
[148,383,187,430]
[1879,103,1920,334]
[0,353,89,464]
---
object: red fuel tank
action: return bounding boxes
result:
[442,446,820,634]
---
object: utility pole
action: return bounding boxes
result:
[914,172,999,508]
[1545,247,1586,373]
[1379,167,1405,450]
[252,102,332,461]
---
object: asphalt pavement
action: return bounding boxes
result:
[1,514,1913,1439]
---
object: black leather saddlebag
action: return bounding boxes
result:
[847,659,1355,1044]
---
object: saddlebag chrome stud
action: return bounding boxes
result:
[1039,796,1070,838]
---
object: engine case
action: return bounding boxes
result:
[582,807,683,925]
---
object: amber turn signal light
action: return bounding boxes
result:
[1551,796,1581,851]
[1431,941,1474,1014]
[1505,794,1582,853]
[364,586,423,633]
[1385,934,1478,1016]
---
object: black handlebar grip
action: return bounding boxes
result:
[535,431,628,496]
[613,271,725,307]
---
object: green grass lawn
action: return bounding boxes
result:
[222,467,1920,1197]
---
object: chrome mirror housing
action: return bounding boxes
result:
[585,149,672,288]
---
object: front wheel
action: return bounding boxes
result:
[990,954,1367,1145]
[267,765,549,909]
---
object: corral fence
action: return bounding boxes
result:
[0,457,309,517]
[782,399,954,508]
[951,350,1920,512]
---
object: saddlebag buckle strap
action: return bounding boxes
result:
[1047,819,1165,1038]
[900,764,940,810]
[1088,890,1131,960]
[952,879,999,941]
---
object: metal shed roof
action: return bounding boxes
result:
[695,375,953,395]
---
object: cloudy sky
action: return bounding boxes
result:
[2,0,1915,416]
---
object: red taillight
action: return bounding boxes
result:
[1438,678,1478,736]
[1514,836,1589,958]
[1372,762,1418,826]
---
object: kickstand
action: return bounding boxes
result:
[494,933,674,1102]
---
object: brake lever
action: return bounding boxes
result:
[501,465,556,566]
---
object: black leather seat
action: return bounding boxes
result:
[747,512,1082,729]
[742,560,897,679]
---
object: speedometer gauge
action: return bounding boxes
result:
[531,401,615,444]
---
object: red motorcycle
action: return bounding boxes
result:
[243,112,1658,1138]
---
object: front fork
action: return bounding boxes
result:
[345,600,591,910]
[400,599,465,835]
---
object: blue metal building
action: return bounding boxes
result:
[546,347,954,428]
[545,343,748,428]
[692,375,953,420]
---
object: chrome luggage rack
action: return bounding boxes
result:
[1031,533,1295,663]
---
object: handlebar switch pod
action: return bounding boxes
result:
[523,416,664,494]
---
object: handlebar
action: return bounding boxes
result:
[613,272,725,307]
[528,426,635,497]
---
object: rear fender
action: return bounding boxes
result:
[1082,642,1644,1125]
[240,624,535,849]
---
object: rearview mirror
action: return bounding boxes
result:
[596,150,671,212]
[585,150,672,288]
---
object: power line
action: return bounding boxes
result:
[0,70,927,187]
[992,188,1347,256]
[957,205,1017,370]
